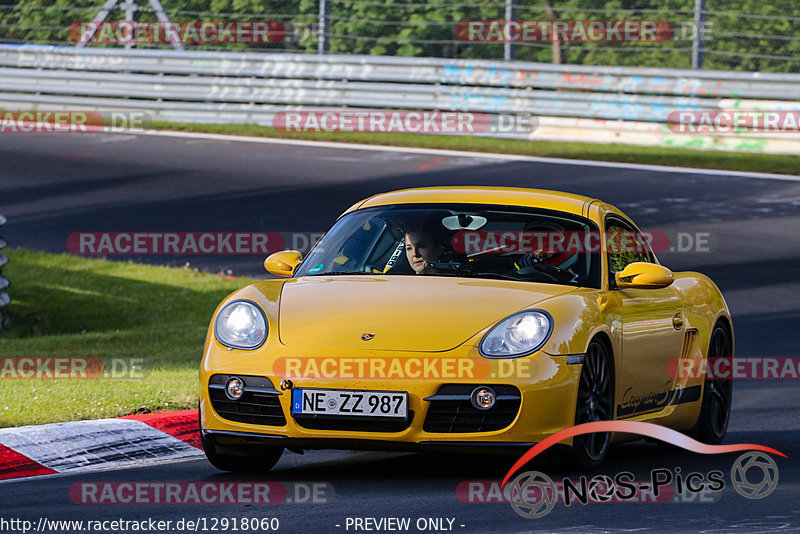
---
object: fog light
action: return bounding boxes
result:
[471,386,496,410]
[225,377,244,400]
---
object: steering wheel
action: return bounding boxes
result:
[516,254,576,284]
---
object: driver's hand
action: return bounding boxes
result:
[517,253,545,270]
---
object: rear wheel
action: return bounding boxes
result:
[571,339,614,469]
[689,324,732,444]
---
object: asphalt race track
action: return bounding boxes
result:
[2,132,800,533]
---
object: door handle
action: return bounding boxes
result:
[672,311,684,330]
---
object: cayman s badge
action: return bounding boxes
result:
[361,333,375,341]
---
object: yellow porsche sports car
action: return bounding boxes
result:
[199,187,733,471]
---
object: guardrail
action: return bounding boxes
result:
[1,45,799,154]
[0,214,8,330]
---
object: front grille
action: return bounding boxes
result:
[423,384,521,433]
[209,374,286,426]
[292,412,414,432]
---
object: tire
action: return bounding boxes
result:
[200,423,284,473]
[688,324,732,444]
[571,339,614,469]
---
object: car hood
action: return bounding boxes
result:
[278,275,575,352]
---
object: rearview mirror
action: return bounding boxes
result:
[264,250,302,277]
[615,262,674,289]
[441,214,487,231]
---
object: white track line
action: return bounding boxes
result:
[0,456,205,485]
[0,419,201,473]
[136,129,800,182]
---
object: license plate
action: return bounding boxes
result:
[291,389,408,418]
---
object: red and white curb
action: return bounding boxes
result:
[0,410,202,481]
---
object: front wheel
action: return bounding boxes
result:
[200,429,284,473]
[688,324,732,444]
[571,339,614,469]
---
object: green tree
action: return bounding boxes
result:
[0,0,798,71]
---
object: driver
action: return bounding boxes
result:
[404,217,447,274]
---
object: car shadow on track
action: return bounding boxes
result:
[197,428,797,485]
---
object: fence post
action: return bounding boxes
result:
[0,215,9,330]
[692,0,706,69]
[318,0,330,55]
[122,0,137,49]
[503,0,515,61]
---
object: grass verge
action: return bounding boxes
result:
[150,121,800,176]
[0,248,252,427]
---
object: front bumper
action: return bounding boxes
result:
[199,342,583,448]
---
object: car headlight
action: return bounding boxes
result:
[214,300,268,350]
[479,310,552,358]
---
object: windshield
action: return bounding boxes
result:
[295,203,601,288]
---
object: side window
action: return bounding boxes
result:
[606,218,653,273]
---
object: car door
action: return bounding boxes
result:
[606,217,685,419]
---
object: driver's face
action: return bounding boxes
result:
[405,232,442,274]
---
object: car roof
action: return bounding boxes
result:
[349,187,600,218]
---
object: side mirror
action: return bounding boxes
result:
[264,250,302,277]
[615,262,674,289]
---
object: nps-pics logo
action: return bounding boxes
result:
[502,421,784,519]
